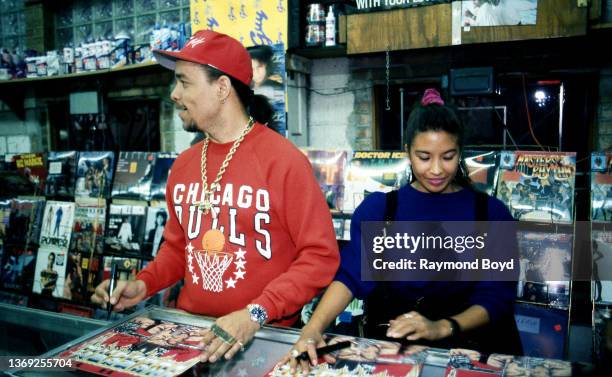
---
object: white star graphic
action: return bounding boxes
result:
[187,253,194,265]
[192,272,200,285]
[237,368,247,377]
[234,259,246,270]
[234,269,246,280]
[234,248,247,260]
[225,278,237,289]
[186,243,195,254]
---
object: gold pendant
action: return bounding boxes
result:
[197,189,215,216]
[198,199,212,214]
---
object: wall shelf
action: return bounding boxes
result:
[288,45,347,59]
[0,61,162,86]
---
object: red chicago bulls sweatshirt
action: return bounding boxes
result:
[137,123,339,325]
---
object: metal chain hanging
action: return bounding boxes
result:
[385,47,391,111]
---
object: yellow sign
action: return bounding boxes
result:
[190,0,288,48]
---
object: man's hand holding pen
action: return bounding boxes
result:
[91,278,148,314]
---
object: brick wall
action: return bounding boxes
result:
[306,58,373,150]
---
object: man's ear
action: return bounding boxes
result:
[217,75,232,102]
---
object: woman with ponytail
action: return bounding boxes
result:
[286,89,522,373]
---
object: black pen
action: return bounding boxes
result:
[295,340,352,361]
[107,263,117,321]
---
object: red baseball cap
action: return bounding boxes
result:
[153,30,253,86]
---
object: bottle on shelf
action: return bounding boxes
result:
[325,5,336,47]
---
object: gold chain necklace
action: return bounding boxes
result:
[197,116,255,216]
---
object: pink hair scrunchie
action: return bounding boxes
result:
[421,88,445,106]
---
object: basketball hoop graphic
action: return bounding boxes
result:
[190,229,233,292]
[195,250,233,292]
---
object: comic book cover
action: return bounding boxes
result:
[12,153,47,195]
[593,307,611,365]
[591,152,612,222]
[332,217,345,240]
[63,250,103,303]
[0,199,11,240]
[45,151,78,198]
[516,231,573,308]
[39,200,76,252]
[74,151,115,199]
[445,348,502,376]
[0,244,36,291]
[102,256,141,282]
[342,151,411,213]
[143,205,169,258]
[105,204,147,256]
[496,151,576,223]
[71,197,106,255]
[32,247,67,298]
[6,197,45,247]
[111,151,156,201]
[592,230,612,304]
[463,150,499,195]
[486,354,570,377]
[150,152,177,201]
[58,316,207,377]
[303,150,348,211]
[0,169,34,198]
[267,335,423,377]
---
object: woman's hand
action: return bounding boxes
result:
[278,326,328,375]
[386,311,452,341]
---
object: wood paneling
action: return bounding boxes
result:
[347,4,452,54]
[460,0,587,45]
[347,0,587,55]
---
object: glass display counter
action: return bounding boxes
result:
[0,302,106,358]
[3,304,592,377]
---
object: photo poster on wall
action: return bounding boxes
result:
[592,230,612,304]
[39,201,76,253]
[191,0,287,48]
[32,247,67,299]
[302,149,349,211]
[248,43,287,137]
[105,204,147,257]
[0,244,36,292]
[516,230,573,309]
[591,152,612,222]
[190,1,288,137]
[461,0,538,27]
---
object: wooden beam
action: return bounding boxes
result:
[347,4,452,54]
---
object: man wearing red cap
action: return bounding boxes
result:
[92,30,339,363]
